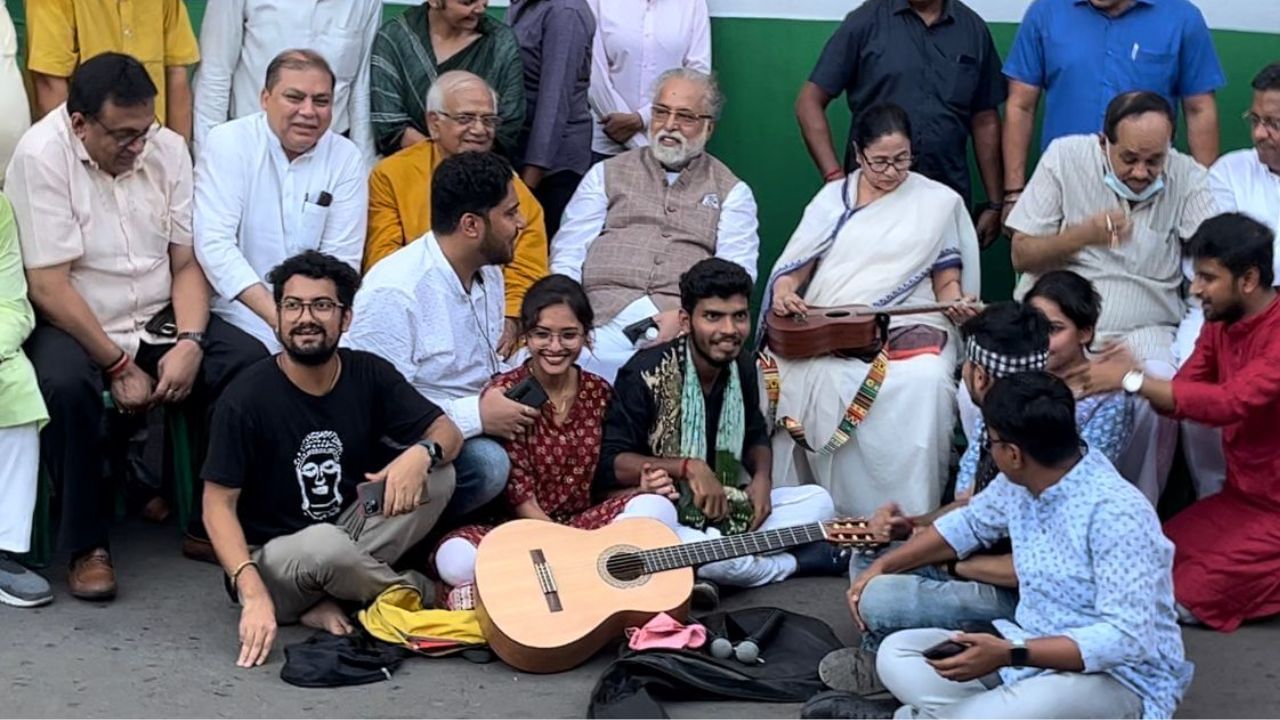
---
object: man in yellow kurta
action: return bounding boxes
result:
[25,0,200,142]
[365,70,547,356]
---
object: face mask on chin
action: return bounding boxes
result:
[1103,139,1166,203]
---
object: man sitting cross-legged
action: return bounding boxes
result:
[831,372,1191,719]
[822,294,1134,696]
[595,258,837,599]
[1077,212,1280,633]
[203,251,463,668]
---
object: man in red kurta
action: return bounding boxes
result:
[1078,212,1280,631]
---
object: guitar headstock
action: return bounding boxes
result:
[822,518,888,549]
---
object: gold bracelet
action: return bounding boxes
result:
[230,559,259,589]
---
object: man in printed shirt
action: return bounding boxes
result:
[842,372,1190,719]
[1079,213,1280,634]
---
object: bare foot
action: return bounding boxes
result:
[300,599,355,635]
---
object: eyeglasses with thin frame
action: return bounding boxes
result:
[1243,111,1280,134]
[279,297,344,319]
[436,111,502,129]
[526,327,585,347]
[88,116,160,149]
[651,104,714,129]
[980,433,1014,454]
[860,151,914,174]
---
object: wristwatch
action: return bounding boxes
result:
[176,331,207,349]
[1121,369,1146,394]
[416,440,444,470]
[1009,638,1029,668]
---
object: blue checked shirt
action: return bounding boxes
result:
[935,449,1193,719]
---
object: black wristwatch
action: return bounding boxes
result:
[416,440,444,470]
[176,331,207,349]
[1009,638,1029,668]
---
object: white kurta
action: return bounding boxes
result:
[764,173,979,517]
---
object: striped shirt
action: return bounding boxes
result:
[1009,135,1216,362]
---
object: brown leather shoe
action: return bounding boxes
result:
[181,534,219,565]
[68,549,117,600]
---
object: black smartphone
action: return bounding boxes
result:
[357,480,385,517]
[622,317,659,345]
[505,374,549,408]
[144,303,177,338]
[922,639,968,661]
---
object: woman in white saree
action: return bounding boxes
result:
[760,105,980,517]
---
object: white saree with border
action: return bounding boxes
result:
[762,172,979,517]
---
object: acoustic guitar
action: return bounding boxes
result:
[765,301,975,360]
[473,517,882,674]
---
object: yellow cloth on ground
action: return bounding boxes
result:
[363,139,548,318]
[358,585,486,651]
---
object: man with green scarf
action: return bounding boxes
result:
[596,259,841,594]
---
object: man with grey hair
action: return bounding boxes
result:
[551,68,760,383]
[195,49,367,355]
[363,70,547,357]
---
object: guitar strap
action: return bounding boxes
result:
[757,348,890,455]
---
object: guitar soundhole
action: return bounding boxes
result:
[599,545,649,588]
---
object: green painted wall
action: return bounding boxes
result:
[6,0,1276,301]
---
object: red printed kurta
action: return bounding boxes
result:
[443,365,634,550]
[1165,296,1280,631]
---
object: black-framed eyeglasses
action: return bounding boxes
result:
[979,433,1014,453]
[1243,111,1280,134]
[88,116,159,148]
[859,152,914,174]
[652,104,713,129]
[436,111,502,129]
[279,297,344,319]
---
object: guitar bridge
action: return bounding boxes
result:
[530,549,562,612]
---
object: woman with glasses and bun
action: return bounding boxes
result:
[760,103,982,520]
[432,274,673,609]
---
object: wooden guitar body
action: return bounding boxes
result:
[765,305,889,359]
[474,518,693,674]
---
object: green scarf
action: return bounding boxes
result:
[642,337,753,535]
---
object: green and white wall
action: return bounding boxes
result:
[5,0,1278,299]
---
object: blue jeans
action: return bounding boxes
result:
[850,544,1019,652]
[446,437,510,518]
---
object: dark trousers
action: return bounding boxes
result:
[533,170,584,240]
[26,316,267,557]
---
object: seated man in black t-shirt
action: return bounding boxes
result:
[202,251,464,668]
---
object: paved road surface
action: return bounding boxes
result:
[4,520,1277,718]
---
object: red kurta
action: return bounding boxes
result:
[1165,295,1280,631]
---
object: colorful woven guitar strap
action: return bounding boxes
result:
[757,348,890,454]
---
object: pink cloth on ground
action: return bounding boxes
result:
[625,613,707,651]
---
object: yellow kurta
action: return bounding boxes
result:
[364,140,548,318]
[25,0,200,123]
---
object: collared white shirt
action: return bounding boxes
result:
[549,157,760,284]
[195,112,366,351]
[6,106,192,357]
[586,0,711,155]
[342,233,507,439]
[1209,148,1280,281]
[193,0,381,167]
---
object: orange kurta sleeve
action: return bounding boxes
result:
[363,160,409,272]
[505,178,549,317]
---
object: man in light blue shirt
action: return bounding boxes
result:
[1002,0,1224,220]
[845,372,1191,719]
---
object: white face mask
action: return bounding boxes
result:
[1103,139,1166,203]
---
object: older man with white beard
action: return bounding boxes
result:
[550,68,760,383]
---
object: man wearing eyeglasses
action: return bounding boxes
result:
[195,49,367,356]
[363,70,548,359]
[551,68,760,384]
[5,53,265,601]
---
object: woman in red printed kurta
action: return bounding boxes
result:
[433,276,673,609]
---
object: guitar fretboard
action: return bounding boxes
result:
[637,522,827,572]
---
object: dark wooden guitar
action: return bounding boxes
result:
[473,517,884,674]
[765,301,975,360]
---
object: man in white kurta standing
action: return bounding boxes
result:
[196,49,367,354]
[193,0,382,168]
[1007,91,1217,504]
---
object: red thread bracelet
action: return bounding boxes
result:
[105,352,130,379]
[680,458,691,479]
[823,168,845,182]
